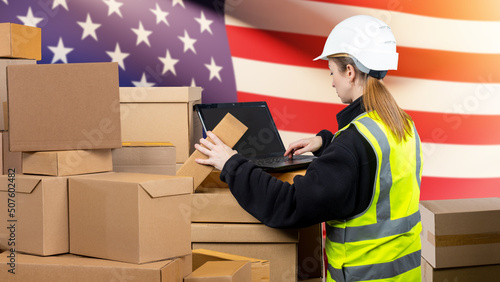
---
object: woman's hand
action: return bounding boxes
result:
[194,131,237,171]
[284,136,323,158]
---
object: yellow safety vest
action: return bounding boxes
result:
[326,111,423,282]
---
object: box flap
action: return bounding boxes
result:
[119,87,201,103]
[420,198,500,214]
[0,176,40,193]
[186,260,251,281]
[139,177,193,198]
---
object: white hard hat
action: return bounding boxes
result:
[314,15,398,74]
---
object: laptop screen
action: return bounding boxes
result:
[194,101,286,159]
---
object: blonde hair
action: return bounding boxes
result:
[330,55,413,142]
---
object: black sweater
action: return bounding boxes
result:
[220,97,377,228]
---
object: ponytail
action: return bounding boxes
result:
[331,56,413,142]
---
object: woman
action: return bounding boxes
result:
[195,15,423,282]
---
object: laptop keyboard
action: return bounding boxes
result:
[252,155,309,166]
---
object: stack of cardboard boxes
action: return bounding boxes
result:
[420,198,500,281]
[0,22,324,281]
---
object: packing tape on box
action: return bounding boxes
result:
[177,113,247,190]
[427,231,500,247]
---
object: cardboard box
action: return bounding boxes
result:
[192,187,260,223]
[177,113,247,190]
[0,23,41,60]
[7,62,121,151]
[421,257,500,282]
[0,252,192,282]
[22,149,113,176]
[199,169,307,189]
[193,249,270,282]
[69,172,193,264]
[297,225,323,280]
[193,243,297,282]
[2,131,22,174]
[420,197,500,268]
[120,87,202,163]
[191,223,298,282]
[185,260,251,282]
[112,142,176,175]
[0,175,68,255]
[0,59,36,130]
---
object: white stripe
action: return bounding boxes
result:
[225,0,500,54]
[233,57,500,115]
[279,130,500,178]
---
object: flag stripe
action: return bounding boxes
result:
[420,177,500,200]
[226,25,500,83]
[225,2,500,54]
[232,57,500,116]
[308,0,500,22]
[239,92,500,146]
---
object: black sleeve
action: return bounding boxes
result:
[314,129,334,156]
[220,127,375,229]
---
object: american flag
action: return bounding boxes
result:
[1,0,499,201]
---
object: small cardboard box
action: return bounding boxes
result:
[191,223,298,282]
[0,175,68,256]
[23,149,113,176]
[193,249,270,282]
[120,87,202,163]
[0,252,192,282]
[420,197,500,268]
[112,142,176,175]
[0,23,41,60]
[185,260,251,282]
[1,131,22,174]
[7,62,121,152]
[69,172,193,264]
[177,113,247,190]
[421,257,500,282]
[0,59,36,130]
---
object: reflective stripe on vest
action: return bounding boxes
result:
[326,112,422,282]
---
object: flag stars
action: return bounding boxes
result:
[195,11,213,35]
[172,0,185,8]
[132,73,155,87]
[77,14,101,41]
[158,49,179,76]
[103,0,123,18]
[150,3,169,26]
[52,0,69,10]
[48,37,74,64]
[106,43,129,70]
[205,57,223,82]
[17,7,44,27]
[131,21,152,47]
[178,30,197,54]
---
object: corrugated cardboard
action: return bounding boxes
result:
[1,131,22,174]
[191,223,299,243]
[192,249,270,282]
[69,172,193,264]
[0,175,68,256]
[22,149,113,176]
[7,62,121,151]
[193,243,297,282]
[199,169,307,189]
[0,252,192,282]
[120,87,202,163]
[177,113,247,190]
[421,257,500,282]
[420,197,500,268]
[185,260,251,282]
[112,142,176,175]
[0,23,41,60]
[192,188,260,223]
[0,59,36,130]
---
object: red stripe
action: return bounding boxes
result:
[238,92,500,145]
[226,26,500,83]
[421,177,500,200]
[309,0,500,22]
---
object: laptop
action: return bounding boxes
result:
[194,101,316,172]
